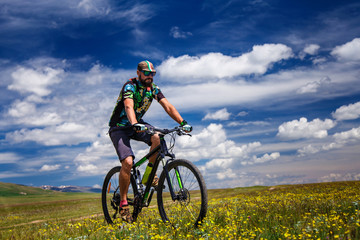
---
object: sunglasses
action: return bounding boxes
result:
[141,70,156,76]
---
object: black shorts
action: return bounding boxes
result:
[109,122,153,162]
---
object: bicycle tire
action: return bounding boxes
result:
[157,159,208,228]
[102,166,138,224]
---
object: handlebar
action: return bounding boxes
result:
[146,126,192,136]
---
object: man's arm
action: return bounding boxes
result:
[124,98,138,125]
[159,98,184,124]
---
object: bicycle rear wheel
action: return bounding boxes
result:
[101,166,138,224]
[157,159,208,228]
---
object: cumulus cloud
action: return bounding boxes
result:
[303,44,320,55]
[319,172,360,182]
[333,126,360,142]
[3,57,131,146]
[331,38,360,61]
[252,152,280,164]
[299,44,320,59]
[74,137,118,175]
[297,125,360,156]
[158,43,293,79]
[296,76,331,94]
[176,123,280,181]
[203,108,231,121]
[39,164,61,172]
[170,26,192,39]
[277,117,336,140]
[8,66,63,96]
[332,101,360,121]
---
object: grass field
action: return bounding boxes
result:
[0,181,359,239]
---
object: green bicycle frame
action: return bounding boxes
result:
[131,133,185,204]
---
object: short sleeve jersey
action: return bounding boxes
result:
[109,78,165,127]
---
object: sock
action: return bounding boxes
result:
[120,200,128,208]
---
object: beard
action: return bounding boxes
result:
[139,75,153,88]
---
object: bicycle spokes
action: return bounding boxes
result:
[157,160,207,227]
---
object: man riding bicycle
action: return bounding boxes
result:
[108,60,192,223]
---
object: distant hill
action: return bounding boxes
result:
[0,182,101,197]
[0,182,54,197]
[40,185,101,193]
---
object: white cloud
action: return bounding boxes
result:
[216,168,237,180]
[158,43,293,79]
[162,56,360,112]
[319,172,360,182]
[0,0,155,28]
[252,152,280,164]
[296,76,331,94]
[77,164,98,173]
[39,164,61,172]
[303,44,320,55]
[227,121,270,127]
[332,101,360,121]
[8,100,62,126]
[333,126,360,142]
[277,117,336,140]
[176,123,280,182]
[237,111,248,117]
[206,158,234,169]
[297,144,321,156]
[331,38,360,61]
[203,108,231,121]
[6,122,98,146]
[8,100,36,118]
[74,137,118,175]
[299,44,320,59]
[8,66,63,96]
[0,152,20,163]
[170,26,192,39]
[297,125,360,157]
[77,0,111,17]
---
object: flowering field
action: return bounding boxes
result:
[1,181,359,239]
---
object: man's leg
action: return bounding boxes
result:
[118,155,133,223]
[147,134,160,187]
[119,156,133,204]
[148,133,160,164]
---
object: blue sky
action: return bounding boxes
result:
[1,0,360,189]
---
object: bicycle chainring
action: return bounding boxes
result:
[111,193,120,210]
[132,194,143,221]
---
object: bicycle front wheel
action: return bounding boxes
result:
[101,166,138,224]
[157,159,208,228]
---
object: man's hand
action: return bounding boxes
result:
[181,120,192,133]
[133,123,147,132]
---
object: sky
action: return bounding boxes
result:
[1,0,360,189]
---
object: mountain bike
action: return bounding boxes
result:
[101,126,208,228]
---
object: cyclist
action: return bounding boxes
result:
[108,60,192,223]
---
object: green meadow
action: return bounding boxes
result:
[1,181,359,239]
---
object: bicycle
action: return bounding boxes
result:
[102,126,208,228]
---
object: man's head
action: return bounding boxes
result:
[137,60,156,87]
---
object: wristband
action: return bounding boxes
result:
[180,120,188,126]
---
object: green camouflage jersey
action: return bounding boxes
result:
[109,78,165,127]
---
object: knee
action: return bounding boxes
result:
[121,156,133,171]
[151,133,160,145]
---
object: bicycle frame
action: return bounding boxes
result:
[131,133,184,207]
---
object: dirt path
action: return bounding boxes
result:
[0,213,104,230]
